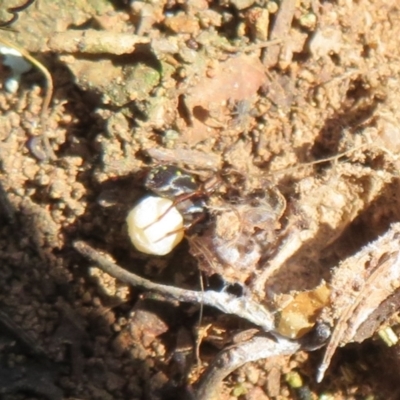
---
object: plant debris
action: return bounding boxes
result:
[2,0,400,399]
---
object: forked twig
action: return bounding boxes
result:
[73,241,275,332]
[74,241,301,398]
[195,335,299,400]
[74,241,301,400]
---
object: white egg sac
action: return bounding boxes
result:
[126,195,184,255]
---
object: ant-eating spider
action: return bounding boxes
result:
[126,165,218,256]
[127,141,363,257]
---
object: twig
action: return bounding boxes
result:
[263,0,297,67]
[73,241,275,332]
[194,335,300,400]
[47,30,150,55]
[220,38,283,53]
[269,143,369,177]
[317,223,400,382]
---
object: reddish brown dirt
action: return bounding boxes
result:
[1,0,400,399]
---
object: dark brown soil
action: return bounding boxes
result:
[1,0,400,399]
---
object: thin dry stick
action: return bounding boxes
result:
[195,335,300,400]
[0,36,56,160]
[73,241,276,332]
[194,271,205,367]
[270,143,369,177]
[263,0,296,67]
[220,38,283,53]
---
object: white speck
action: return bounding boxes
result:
[0,45,32,93]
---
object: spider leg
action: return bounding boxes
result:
[143,190,205,230]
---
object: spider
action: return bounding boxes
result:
[126,165,217,255]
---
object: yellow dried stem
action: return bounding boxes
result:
[0,36,55,160]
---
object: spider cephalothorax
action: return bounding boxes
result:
[144,165,209,231]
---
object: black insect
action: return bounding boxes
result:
[144,165,211,233]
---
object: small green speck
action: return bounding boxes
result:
[231,383,247,397]
[319,393,335,400]
[285,370,303,388]
[378,326,398,346]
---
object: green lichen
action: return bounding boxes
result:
[123,63,160,101]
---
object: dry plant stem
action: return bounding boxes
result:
[46,30,280,56]
[47,30,150,55]
[195,335,300,400]
[146,148,221,170]
[317,222,400,382]
[73,241,275,331]
[270,143,369,177]
[0,36,55,160]
[263,0,296,67]
[221,38,283,53]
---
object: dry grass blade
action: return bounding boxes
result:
[0,36,55,160]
